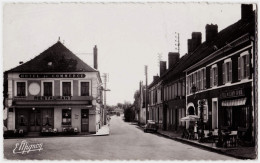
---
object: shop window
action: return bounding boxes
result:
[210,65,218,87]
[43,82,53,96]
[238,53,250,80]
[223,59,232,84]
[80,82,90,96]
[62,82,72,96]
[17,82,26,96]
[42,109,53,127]
[62,109,71,125]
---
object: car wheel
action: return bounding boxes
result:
[144,129,146,133]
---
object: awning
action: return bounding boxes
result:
[222,98,247,106]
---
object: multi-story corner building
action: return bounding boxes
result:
[4,41,103,135]
[184,5,256,144]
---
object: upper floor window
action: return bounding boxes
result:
[62,81,72,96]
[80,82,90,96]
[210,65,218,87]
[43,82,53,96]
[238,52,250,80]
[17,82,26,96]
[223,59,232,84]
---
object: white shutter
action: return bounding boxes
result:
[229,61,232,82]
[238,57,241,80]
[215,67,218,86]
[210,68,213,87]
[222,63,226,84]
[246,54,250,78]
[203,68,206,89]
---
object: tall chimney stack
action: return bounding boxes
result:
[206,24,218,42]
[241,4,253,20]
[94,45,98,69]
[168,52,180,69]
[187,32,202,53]
[160,61,167,76]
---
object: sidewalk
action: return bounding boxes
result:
[94,124,110,136]
[156,129,257,160]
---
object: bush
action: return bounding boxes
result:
[124,108,135,122]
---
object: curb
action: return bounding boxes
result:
[157,131,252,160]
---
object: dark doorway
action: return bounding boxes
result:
[188,106,195,115]
[81,109,89,132]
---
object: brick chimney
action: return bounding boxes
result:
[168,52,180,69]
[187,32,202,53]
[206,24,218,42]
[241,4,253,20]
[160,61,166,76]
[93,45,98,69]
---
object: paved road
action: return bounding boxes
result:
[4,115,237,160]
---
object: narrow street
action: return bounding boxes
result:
[4,115,237,160]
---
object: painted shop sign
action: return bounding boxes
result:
[19,74,86,78]
[220,88,245,99]
[34,96,72,100]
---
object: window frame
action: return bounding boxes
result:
[15,81,28,97]
[78,80,92,96]
[210,64,218,87]
[223,58,232,84]
[41,80,54,96]
[238,51,250,81]
[62,109,72,126]
[60,80,73,96]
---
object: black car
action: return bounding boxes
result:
[144,120,158,133]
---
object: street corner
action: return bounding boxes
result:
[93,124,110,136]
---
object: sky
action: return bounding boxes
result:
[3,2,246,105]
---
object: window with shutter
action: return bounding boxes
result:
[246,54,250,78]
[238,57,241,80]
[203,68,206,89]
[210,68,213,87]
[215,67,218,86]
[222,63,226,84]
[229,61,232,82]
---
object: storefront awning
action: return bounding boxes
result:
[222,98,247,106]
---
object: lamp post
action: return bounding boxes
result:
[191,85,204,140]
[199,99,205,141]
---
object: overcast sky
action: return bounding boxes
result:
[3,2,246,105]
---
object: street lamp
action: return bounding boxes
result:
[198,100,205,141]
[191,85,205,141]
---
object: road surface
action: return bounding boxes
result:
[4,115,237,160]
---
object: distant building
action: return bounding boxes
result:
[4,41,104,135]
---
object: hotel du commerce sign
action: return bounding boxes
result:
[19,73,86,78]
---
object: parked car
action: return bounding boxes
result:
[144,120,158,133]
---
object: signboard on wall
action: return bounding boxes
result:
[19,74,86,78]
[220,88,245,99]
[89,110,96,115]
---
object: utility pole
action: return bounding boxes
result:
[175,32,180,53]
[103,73,107,125]
[145,65,148,123]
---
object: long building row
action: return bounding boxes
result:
[137,4,256,145]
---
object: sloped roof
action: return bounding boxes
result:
[162,15,255,84]
[7,41,97,73]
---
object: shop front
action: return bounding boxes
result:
[219,87,253,142]
[15,108,54,133]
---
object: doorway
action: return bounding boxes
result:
[81,109,89,132]
[212,98,218,129]
[29,109,41,132]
